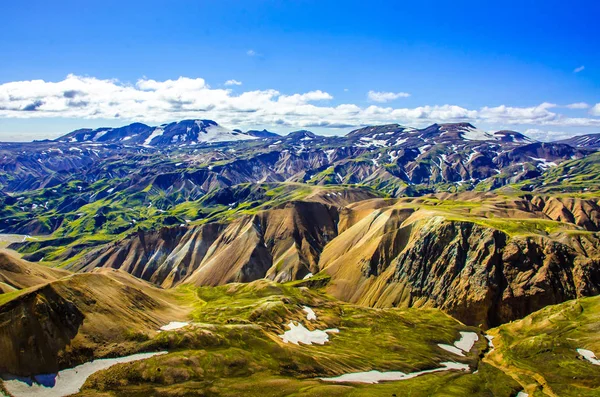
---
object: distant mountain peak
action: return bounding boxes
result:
[245,129,280,138]
[286,130,318,140]
[56,119,257,147]
[557,133,600,150]
[493,130,535,143]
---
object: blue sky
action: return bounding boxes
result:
[0,0,599,141]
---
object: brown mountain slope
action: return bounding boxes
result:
[0,269,187,376]
[72,224,225,288]
[71,201,340,287]
[67,193,599,327]
[319,194,600,327]
[0,249,70,291]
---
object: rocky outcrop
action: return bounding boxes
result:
[319,195,600,327]
[0,270,184,376]
[0,283,84,375]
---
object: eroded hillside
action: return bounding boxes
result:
[49,192,600,327]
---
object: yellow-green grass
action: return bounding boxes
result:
[487,295,600,397]
[75,279,517,396]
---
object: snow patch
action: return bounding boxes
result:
[2,352,167,397]
[417,145,431,153]
[578,348,600,365]
[159,322,189,331]
[198,122,257,143]
[438,344,465,356]
[529,156,557,170]
[438,331,479,357]
[461,126,495,141]
[485,335,495,352]
[358,137,388,147]
[395,137,408,146]
[144,127,164,146]
[454,332,479,352]
[303,273,313,280]
[93,130,108,141]
[320,362,469,384]
[279,322,339,345]
[303,306,317,321]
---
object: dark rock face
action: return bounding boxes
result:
[320,195,600,327]
[0,284,84,376]
[381,221,595,327]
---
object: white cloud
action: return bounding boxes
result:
[367,90,411,103]
[224,79,242,86]
[1,74,599,133]
[478,102,559,125]
[566,102,590,109]
[277,90,333,105]
[574,65,585,73]
[247,49,257,56]
[524,129,572,142]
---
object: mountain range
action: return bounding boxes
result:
[0,119,599,397]
[1,120,597,197]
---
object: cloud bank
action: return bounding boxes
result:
[1,75,599,133]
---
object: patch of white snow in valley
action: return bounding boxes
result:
[279,321,339,345]
[2,352,167,397]
[438,344,465,356]
[358,137,388,147]
[466,150,479,163]
[302,272,313,280]
[578,348,600,365]
[516,392,529,397]
[160,322,189,331]
[92,130,108,141]
[485,335,495,352]
[417,144,431,153]
[324,149,335,162]
[454,332,479,352]
[395,137,408,146]
[143,127,164,146]
[529,156,557,170]
[303,306,317,321]
[438,331,479,356]
[320,362,469,384]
